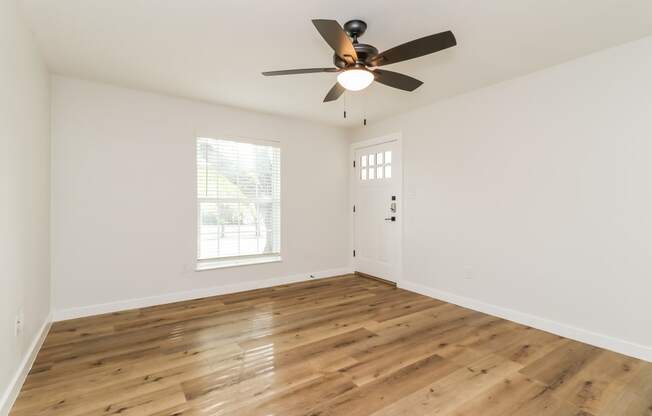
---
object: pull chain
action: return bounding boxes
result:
[363,90,367,126]
[343,93,347,119]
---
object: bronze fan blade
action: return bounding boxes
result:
[323,82,345,102]
[312,19,358,64]
[262,68,339,76]
[367,31,456,67]
[373,69,423,91]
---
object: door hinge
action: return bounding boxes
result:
[353,250,356,257]
[353,205,356,213]
[353,160,356,168]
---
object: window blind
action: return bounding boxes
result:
[196,137,281,262]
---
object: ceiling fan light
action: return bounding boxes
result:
[337,69,374,91]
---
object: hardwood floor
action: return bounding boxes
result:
[11,275,652,415]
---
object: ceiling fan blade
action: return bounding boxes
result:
[367,31,456,67]
[373,69,423,91]
[262,68,339,76]
[323,82,345,102]
[312,19,358,64]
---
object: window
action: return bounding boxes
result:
[360,150,392,181]
[196,137,281,269]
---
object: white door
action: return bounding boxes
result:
[353,140,401,282]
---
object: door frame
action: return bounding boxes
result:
[349,132,403,285]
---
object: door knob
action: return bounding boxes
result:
[384,216,396,222]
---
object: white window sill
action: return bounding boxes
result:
[196,255,282,271]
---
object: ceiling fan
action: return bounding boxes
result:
[262,19,456,102]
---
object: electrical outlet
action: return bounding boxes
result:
[15,308,24,337]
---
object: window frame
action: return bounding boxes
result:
[195,136,282,270]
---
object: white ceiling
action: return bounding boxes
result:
[20,0,652,127]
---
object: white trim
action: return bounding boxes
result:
[196,255,282,270]
[1,314,52,416]
[195,134,281,147]
[349,132,404,285]
[350,133,402,150]
[52,267,354,321]
[399,280,652,363]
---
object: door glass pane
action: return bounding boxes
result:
[385,151,392,164]
[385,165,392,178]
[377,166,383,179]
[361,155,367,167]
[361,168,367,180]
[376,152,383,165]
[369,167,375,180]
[368,154,375,166]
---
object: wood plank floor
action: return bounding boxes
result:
[11,275,652,415]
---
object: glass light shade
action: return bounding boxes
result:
[337,69,374,91]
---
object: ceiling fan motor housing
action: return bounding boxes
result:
[334,20,378,68]
[333,43,378,68]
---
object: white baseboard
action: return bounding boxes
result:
[53,267,354,321]
[399,280,652,363]
[0,314,52,416]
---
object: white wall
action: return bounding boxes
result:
[0,0,51,412]
[51,76,351,316]
[352,36,652,360]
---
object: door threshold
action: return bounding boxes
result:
[355,271,397,287]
